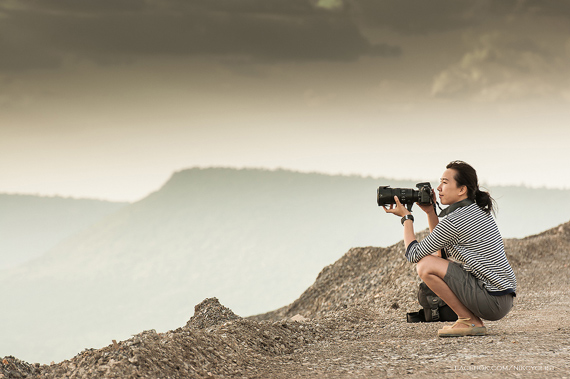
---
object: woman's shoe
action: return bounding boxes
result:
[438,317,487,337]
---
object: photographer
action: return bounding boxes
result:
[383,161,516,337]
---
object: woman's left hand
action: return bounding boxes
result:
[382,196,411,217]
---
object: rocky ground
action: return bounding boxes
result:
[2,222,569,378]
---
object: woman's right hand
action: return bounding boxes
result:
[417,189,437,215]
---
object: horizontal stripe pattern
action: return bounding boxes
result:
[406,203,517,294]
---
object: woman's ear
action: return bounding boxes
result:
[458,185,468,196]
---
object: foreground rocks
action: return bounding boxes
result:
[1,298,327,379]
[2,222,570,378]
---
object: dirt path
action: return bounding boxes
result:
[248,290,570,378]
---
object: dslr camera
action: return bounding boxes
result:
[377,182,433,211]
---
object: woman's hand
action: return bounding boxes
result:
[382,196,411,217]
[418,189,437,215]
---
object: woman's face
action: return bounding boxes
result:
[437,168,467,205]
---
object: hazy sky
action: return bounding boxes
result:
[2,0,570,201]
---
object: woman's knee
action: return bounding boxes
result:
[416,256,433,279]
[416,255,448,280]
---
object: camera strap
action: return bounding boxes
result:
[433,201,443,215]
[438,198,474,218]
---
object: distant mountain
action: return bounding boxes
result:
[1,167,569,364]
[0,194,127,269]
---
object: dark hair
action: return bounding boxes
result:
[446,160,496,215]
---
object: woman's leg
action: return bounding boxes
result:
[416,255,484,328]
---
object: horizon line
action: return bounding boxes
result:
[2,165,568,203]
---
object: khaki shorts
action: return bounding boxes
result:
[443,261,514,321]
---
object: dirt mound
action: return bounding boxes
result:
[185,297,240,329]
[1,300,328,378]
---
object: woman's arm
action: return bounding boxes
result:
[405,217,457,263]
[383,194,453,261]
[384,195,454,263]
[383,196,416,249]
[426,212,439,233]
[418,191,441,257]
[426,211,441,257]
[402,216,416,248]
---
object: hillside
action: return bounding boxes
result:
[0,194,127,269]
[1,167,570,365]
[2,220,569,378]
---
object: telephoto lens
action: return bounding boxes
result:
[377,186,419,207]
[377,182,433,211]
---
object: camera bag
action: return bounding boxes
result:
[406,282,458,323]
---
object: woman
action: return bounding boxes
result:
[383,160,516,337]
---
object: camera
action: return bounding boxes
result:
[377,182,433,211]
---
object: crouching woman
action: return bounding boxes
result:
[383,160,516,337]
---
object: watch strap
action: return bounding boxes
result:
[401,214,414,225]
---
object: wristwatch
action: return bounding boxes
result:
[401,214,414,225]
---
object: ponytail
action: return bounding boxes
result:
[475,188,496,215]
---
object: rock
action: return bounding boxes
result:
[185,297,241,329]
[290,314,308,322]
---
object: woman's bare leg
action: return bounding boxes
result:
[416,255,484,328]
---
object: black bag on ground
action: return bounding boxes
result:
[406,282,458,323]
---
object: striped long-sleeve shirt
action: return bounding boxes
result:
[406,202,517,296]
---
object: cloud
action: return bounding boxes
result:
[2,0,568,106]
[0,0,400,72]
[431,33,570,102]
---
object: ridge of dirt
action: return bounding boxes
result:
[2,222,570,378]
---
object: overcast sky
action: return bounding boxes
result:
[1,0,569,201]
